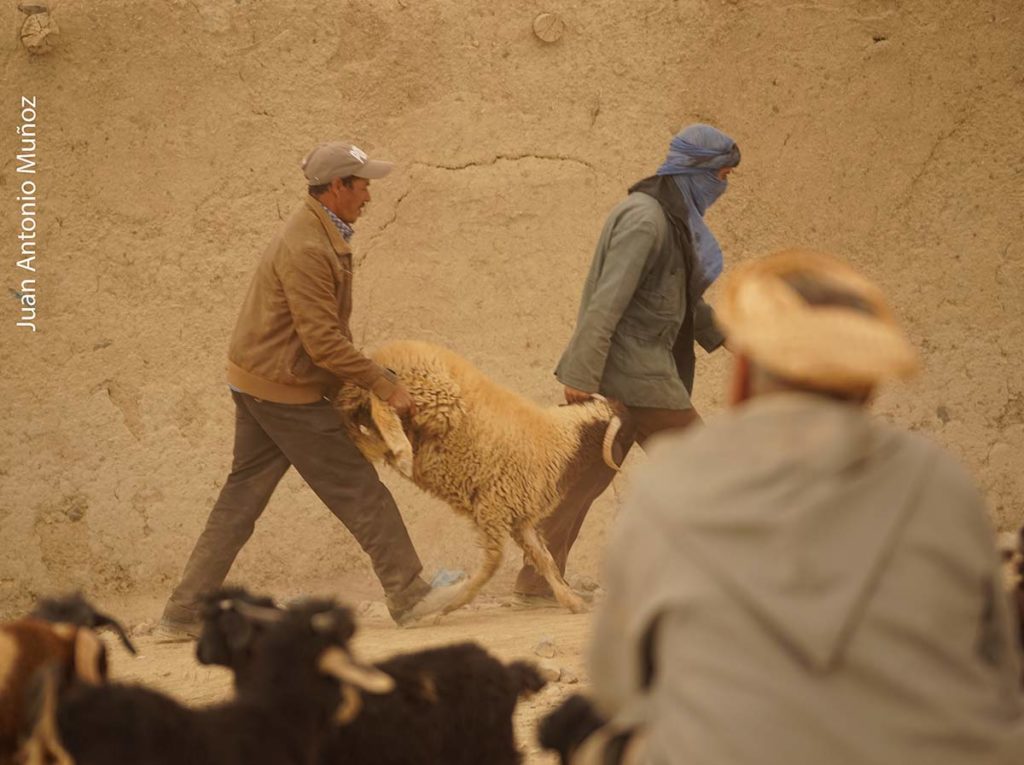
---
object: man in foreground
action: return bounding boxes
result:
[548,249,1024,763]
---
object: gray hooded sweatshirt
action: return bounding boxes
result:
[590,393,1024,764]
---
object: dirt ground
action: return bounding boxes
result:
[0,0,1022,759]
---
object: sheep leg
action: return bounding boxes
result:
[440,522,505,616]
[513,523,587,614]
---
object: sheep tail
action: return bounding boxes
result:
[506,660,547,698]
[585,394,623,472]
[602,416,623,472]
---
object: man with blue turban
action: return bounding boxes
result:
[514,124,741,605]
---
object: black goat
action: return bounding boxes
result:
[52,600,393,765]
[194,586,278,675]
[198,588,547,764]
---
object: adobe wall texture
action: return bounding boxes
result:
[1,0,1021,617]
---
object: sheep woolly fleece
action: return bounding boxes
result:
[335,340,623,615]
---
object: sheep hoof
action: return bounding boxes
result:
[565,597,589,614]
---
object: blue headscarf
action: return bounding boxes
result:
[655,124,740,297]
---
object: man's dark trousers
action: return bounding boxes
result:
[164,390,428,622]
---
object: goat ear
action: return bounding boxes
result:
[369,395,414,478]
[318,647,394,694]
[73,629,106,684]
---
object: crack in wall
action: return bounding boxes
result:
[897,112,970,209]
[362,152,597,248]
[376,188,411,237]
[361,187,412,256]
[413,153,599,174]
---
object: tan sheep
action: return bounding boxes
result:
[334,340,625,619]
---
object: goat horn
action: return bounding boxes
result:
[602,416,623,472]
[334,684,363,725]
[318,647,395,694]
[93,611,138,655]
[233,601,285,623]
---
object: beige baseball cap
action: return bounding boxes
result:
[300,142,394,184]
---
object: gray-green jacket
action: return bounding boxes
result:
[555,190,724,409]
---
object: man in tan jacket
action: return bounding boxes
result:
[542,250,1024,764]
[161,142,449,633]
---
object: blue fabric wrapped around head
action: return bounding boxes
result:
[656,124,740,296]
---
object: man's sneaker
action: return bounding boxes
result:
[430,568,467,588]
[391,582,464,627]
[153,617,201,643]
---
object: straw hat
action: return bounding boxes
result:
[715,249,919,390]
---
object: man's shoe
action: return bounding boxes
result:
[153,617,201,643]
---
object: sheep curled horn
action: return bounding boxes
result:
[588,393,624,471]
